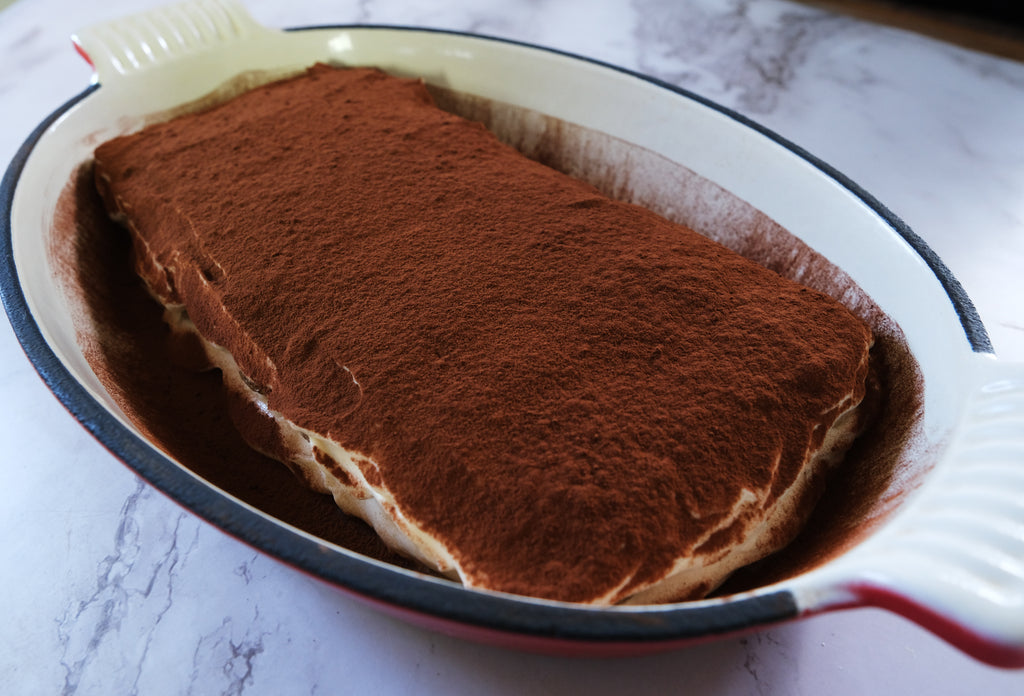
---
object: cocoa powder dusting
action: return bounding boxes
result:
[53,64,924,603]
[52,164,416,569]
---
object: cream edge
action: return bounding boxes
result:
[157,295,867,606]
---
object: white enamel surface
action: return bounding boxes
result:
[3,0,1024,693]
[791,356,1024,652]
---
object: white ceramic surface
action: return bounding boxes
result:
[3,0,1024,693]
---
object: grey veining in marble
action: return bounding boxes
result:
[2,0,1024,694]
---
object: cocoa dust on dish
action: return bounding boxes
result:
[442,89,927,590]
[50,85,926,597]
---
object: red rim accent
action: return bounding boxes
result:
[848,584,1024,668]
[71,37,94,69]
[332,581,789,657]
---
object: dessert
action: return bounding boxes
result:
[92,64,873,604]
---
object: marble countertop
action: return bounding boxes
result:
[2,0,1023,693]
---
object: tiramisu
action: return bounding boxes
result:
[93,64,873,604]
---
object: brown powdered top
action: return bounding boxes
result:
[93,64,872,603]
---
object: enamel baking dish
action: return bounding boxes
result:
[3,0,1023,666]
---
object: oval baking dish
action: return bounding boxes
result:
[3,0,1023,667]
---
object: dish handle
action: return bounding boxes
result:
[800,355,1024,667]
[71,0,276,85]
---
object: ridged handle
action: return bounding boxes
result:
[811,356,1024,667]
[72,0,267,83]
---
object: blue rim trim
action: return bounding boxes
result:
[1,26,991,644]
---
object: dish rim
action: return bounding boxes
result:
[0,24,994,644]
